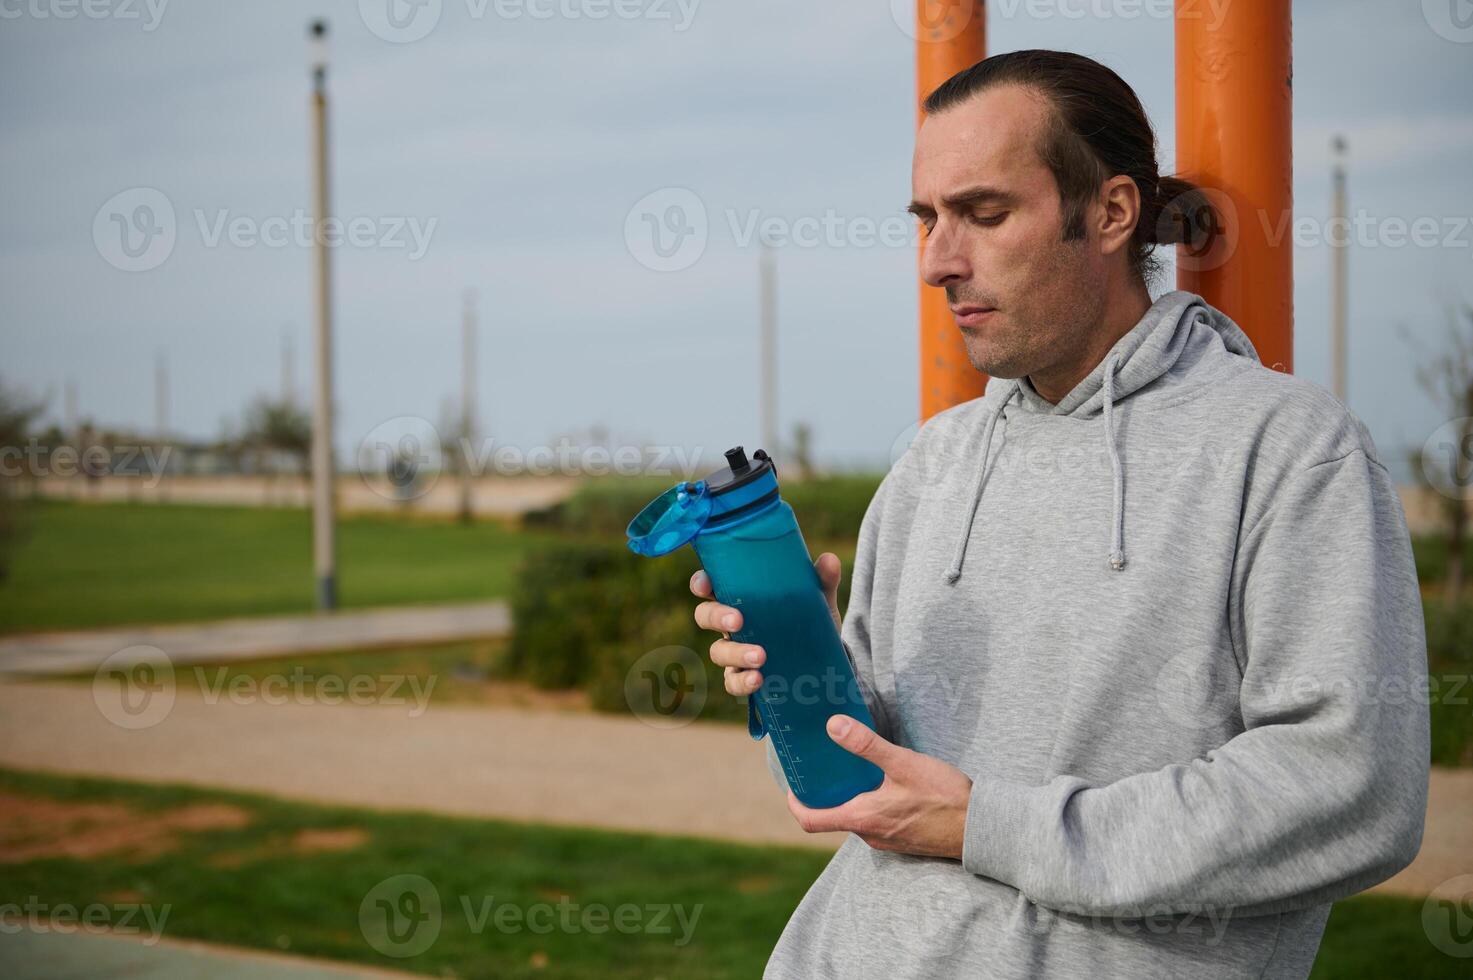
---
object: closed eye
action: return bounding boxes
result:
[970,211,1008,227]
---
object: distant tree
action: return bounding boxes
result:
[437,398,472,519]
[242,396,311,477]
[0,379,44,582]
[211,417,246,475]
[1408,304,1473,602]
[790,421,814,479]
[32,423,64,450]
[0,382,42,457]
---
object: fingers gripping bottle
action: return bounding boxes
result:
[626,446,884,808]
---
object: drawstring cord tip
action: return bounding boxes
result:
[1102,354,1127,575]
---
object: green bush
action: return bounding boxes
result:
[506,524,857,725]
[505,539,747,722]
[1421,601,1473,767]
[1410,535,1444,584]
[510,473,878,720]
[520,477,672,536]
[1429,677,1473,767]
[783,475,883,542]
[522,473,883,546]
[587,605,745,725]
[505,540,638,689]
[1423,599,1473,667]
[1409,533,1473,586]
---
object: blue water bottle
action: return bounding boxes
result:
[626,446,884,808]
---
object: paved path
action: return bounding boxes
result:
[0,679,1465,896]
[27,473,579,519]
[0,603,511,677]
[0,679,838,851]
[3,929,419,979]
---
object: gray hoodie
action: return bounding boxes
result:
[763,290,1429,979]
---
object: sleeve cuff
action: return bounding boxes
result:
[961,775,1040,885]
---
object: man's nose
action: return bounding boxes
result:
[919,221,969,287]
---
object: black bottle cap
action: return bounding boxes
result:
[704,445,775,496]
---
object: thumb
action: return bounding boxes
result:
[826,714,902,771]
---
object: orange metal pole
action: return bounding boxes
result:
[917,1,988,421]
[1175,0,1293,373]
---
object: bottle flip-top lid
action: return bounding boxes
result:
[626,446,776,557]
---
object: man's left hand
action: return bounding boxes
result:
[786,714,973,860]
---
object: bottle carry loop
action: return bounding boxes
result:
[746,695,767,741]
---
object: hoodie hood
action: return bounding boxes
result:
[944,290,1259,583]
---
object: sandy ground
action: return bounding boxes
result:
[1382,765,1473,896]
[0,678,1464,897]
[0,679,840,851]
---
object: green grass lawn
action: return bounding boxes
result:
[0,768,1461,979]
[171,640,515,706]
[0,768,826,979]
[1313,894,1470,980]
[123,639,604,713]
[0,500,557,634]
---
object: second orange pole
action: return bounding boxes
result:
[917,1,988,422]
[1175,0,1294,373]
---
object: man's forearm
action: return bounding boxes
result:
[959,718,1426,918]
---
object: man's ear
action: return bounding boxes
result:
[1096,174,1141,259]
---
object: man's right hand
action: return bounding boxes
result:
[691,552,844,699]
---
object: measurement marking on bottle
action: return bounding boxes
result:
[762,698,805,795]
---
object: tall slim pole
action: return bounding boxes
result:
[1330,136,1349,404]
[154,350,169,500]
[63,378,79,498]
[759,245,778,457]
[308,19,337,610]
[154,350,169,440]
[917,1,987,421]
[459,289,477,524]
[1176,0,1293,373]
[282,328,297,406]
[64,379,77,436]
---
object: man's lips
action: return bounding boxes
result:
[951,305,997,327]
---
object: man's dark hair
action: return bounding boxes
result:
[923,49,1218,283]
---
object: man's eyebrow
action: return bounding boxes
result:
[906,185,1019,215]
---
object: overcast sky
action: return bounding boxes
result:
[3,0,1471,476]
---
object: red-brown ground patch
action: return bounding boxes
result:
[0,791,251,864]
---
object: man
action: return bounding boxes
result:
[690,50,1428,978]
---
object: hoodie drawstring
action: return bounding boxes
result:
[1102,353,1126,571]
[944,383,1018,584]
[943,356,1128,585]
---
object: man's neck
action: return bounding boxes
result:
[1028,280,1153,404]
